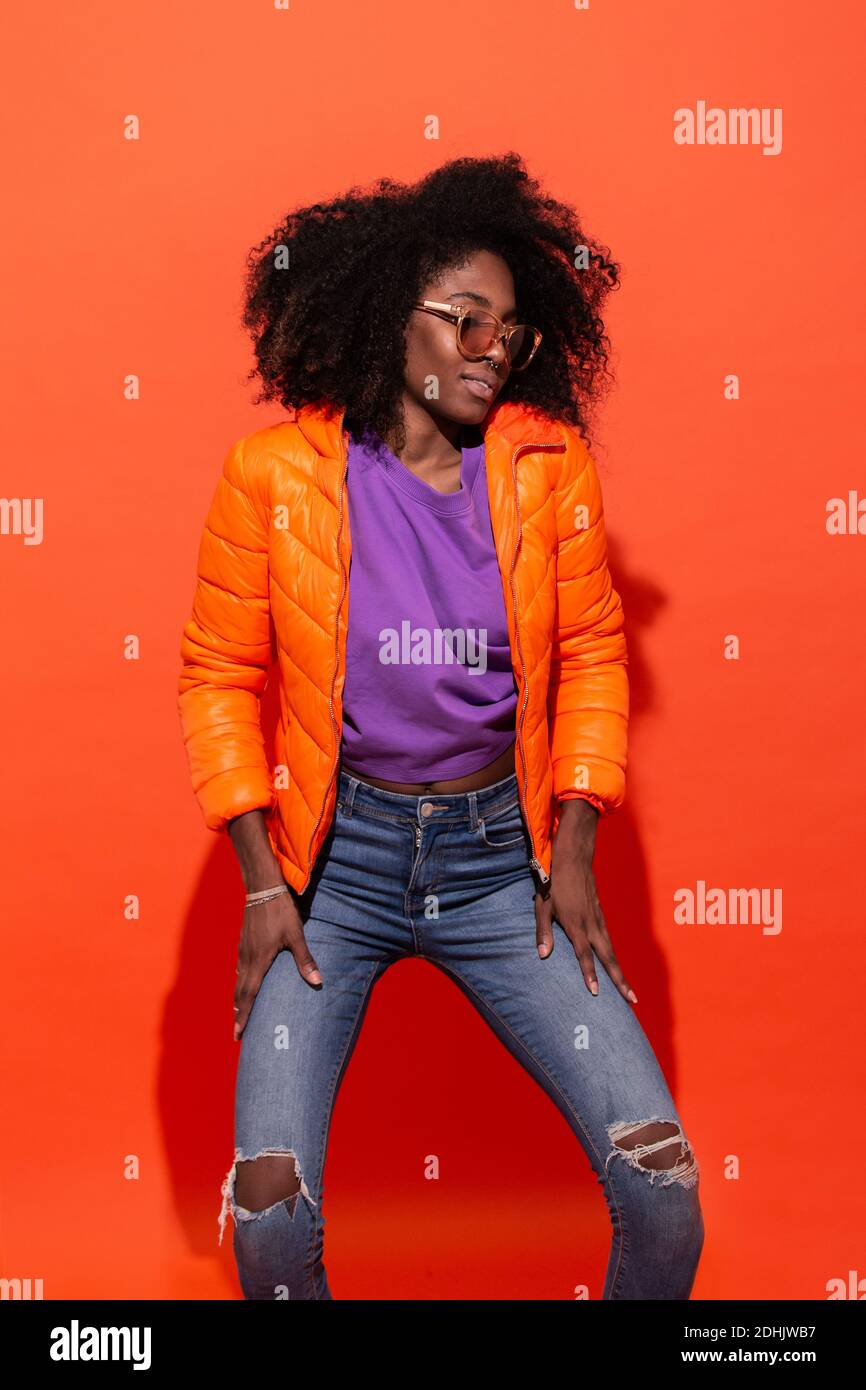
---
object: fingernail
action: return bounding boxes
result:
[628,989,638,1004]
[590,981,598,995]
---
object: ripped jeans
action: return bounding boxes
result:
[219,769,705,1300]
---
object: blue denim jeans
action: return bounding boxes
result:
[220,769,705,1299]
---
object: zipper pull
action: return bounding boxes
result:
[530,858,550,885]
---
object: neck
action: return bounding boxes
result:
[383,390,466,468]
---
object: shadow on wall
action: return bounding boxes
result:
[158,531,675,1284]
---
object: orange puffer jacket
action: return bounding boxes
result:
[177,399,628,892]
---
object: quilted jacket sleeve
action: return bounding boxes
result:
[546,425,629,816]
[177,434,277,832]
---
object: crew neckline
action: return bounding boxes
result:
[352,427,485,515]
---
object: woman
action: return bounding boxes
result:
[177,153,704,1300]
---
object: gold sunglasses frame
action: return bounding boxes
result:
[413,299,542,372]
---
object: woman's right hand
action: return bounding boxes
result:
[233,891,323,1041]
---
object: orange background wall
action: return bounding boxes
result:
[2,0,864,1299]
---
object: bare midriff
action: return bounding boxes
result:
[341,739,516,794]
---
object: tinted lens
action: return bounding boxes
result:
[458,313,537,369]
[505,326,533,369]
[459,311,498,356]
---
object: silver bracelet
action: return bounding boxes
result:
[245,884,289,905]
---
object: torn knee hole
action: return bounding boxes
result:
[235,1153,302,1211]
[217,1147,317,1245]
[612,1120,684,1169]
[606,1118,699,1189]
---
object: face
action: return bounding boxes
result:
[402,249,521,427]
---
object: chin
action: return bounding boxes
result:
[442,391,496,424]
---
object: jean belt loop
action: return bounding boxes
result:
[342,775,359,816]
[468,789,479,831]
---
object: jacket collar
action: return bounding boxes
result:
[290,397,564,460]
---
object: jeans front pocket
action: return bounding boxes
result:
[477,797,528,849]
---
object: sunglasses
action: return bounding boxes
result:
[412,300,542,372]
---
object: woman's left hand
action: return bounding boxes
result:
[534,800,638,1004]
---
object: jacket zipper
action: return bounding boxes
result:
[509,437,566,886]
[302,427,350,890]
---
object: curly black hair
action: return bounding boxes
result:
[241,152,621,451]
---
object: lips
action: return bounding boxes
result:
[461,373,498,400]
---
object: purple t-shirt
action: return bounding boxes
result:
[340,425,518,781]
